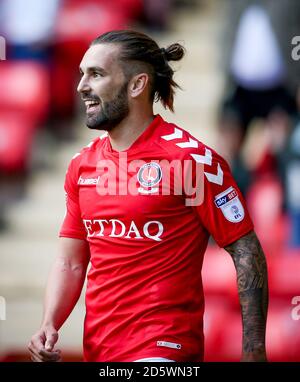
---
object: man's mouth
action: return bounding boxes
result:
[84,99,101,113]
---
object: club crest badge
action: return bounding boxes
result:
[214,186,245,223]
[137,162,162,194]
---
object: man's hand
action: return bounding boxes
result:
[28,325,61,362]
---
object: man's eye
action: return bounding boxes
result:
[93,72,102,78]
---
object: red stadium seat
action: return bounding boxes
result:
[205,302,300,362]
[213,310,242,361]
[202,245,239,305]
[0,61,49,172]
[247,176,286,254]
[0,112,36,172]
[55,0,128,46]
[268,255,300,298]
[52,0,136,120]
[203,244,300,361]
[0,61,49,125]
[203,297,243,361]
[266,300,300,362]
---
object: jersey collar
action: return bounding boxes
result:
[103,114,165,154]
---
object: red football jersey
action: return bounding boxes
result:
[59,115,253,361]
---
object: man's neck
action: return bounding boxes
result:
[107,110,155,152]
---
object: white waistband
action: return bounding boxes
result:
[134,357,175,362]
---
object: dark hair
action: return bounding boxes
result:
[91,30,185,112]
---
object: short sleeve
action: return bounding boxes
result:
[59,159,87,240]
[189,147,254,247]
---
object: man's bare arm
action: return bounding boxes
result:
[225,230,269,361]
[28,237,90,362]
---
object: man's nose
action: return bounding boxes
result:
[77,76,91,94]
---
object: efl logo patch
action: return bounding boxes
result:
[214,186,244,223]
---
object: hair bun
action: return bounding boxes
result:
[164,43,185,61]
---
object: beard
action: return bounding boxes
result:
[85,81,129,131]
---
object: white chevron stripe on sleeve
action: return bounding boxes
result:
[176,138,198,148]
[190,148,212,166]
[161,128,183,141]
[204,163,223,185]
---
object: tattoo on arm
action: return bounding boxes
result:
[225,231,269,359]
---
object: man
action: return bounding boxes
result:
[28,30,268,362]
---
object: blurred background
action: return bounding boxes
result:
[0,0,299,362]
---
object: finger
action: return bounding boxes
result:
[39,349,61,361]
[28,340,43,359]
[30,353,60,363]
[30,336,46,354]
[29,347,49,362]
[30,352,43,362]
[29,346,61,362]
[30,335,59,358]
[30,351,61,363]
[45,331,58,351]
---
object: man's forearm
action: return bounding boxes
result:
[42,256,88,331]
[225,231,269,361]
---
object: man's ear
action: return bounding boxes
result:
[128,73,149,98]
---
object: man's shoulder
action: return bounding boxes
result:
[67,133,107,167]
[157,119,218,161]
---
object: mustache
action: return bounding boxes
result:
[81,95,100,102]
